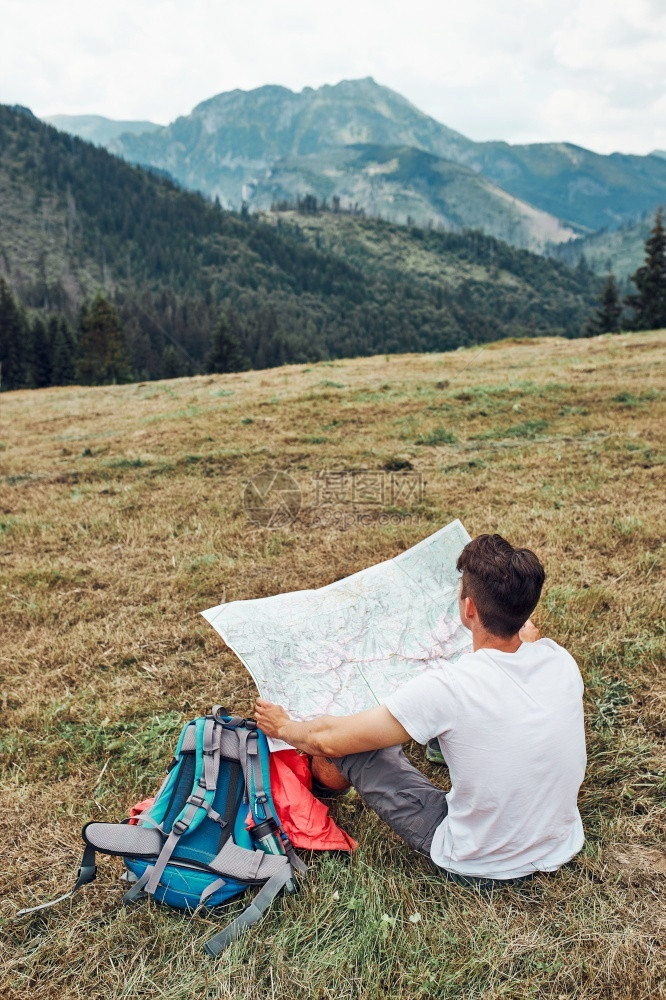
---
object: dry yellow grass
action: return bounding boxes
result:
[0,331,664,999]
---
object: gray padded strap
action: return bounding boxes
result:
[144,828,182,895]
[142,718,225,898]
[181,727,197,752]
[143,760,220,896]
[208,840,288,880]
[204,865,294,956]
[285,843,308,875]
[219,729,242,759]
[237,728,251,803]
[84,822,163,857]
[182,722,241,760]
[248,741,266,803]
[199,877,227,907]
[122,867,152,904]
[202,716,220,791]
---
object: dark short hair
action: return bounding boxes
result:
[456,534,545,639]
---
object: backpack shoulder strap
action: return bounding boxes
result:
[145,715,220,834]
[247,727,307,875]
[143,714,225,897]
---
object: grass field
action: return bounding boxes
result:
[1,331,664,1000]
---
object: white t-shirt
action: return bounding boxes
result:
[384,638,586,879]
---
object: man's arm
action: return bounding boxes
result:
[254,698,410,757]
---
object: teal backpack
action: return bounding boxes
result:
[18,707,306,956]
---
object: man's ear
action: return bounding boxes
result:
[463,595,478,622]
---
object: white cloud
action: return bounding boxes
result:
[0,0,664,153]
[541,0,666,151]
[551,0,664,74]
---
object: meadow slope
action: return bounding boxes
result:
[0,332,664,999]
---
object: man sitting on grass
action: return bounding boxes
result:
[255,534,586,887]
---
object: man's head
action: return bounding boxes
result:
[456,534,545,640]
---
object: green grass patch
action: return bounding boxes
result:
[184,553,220,572]
[474,418,548,440]
[612,515,643,536]
[442,459,486,473]
[451,381,572,401]
[107,457,150,469]
[612,389,660,406]
[415,427,457,446]
[588,673,634,730]
[560,405,590,416]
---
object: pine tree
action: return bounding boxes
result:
[0,277,28,390]
[586,273,623,335]
[205,311,249,374]
[50,316,77,385]
[626,208,666,331]
[162,344,184,379]
[30,315,53,388]
[76,291,133,384]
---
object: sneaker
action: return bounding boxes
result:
[426,738,445,764]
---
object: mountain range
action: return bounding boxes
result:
[46,77,666,264]
[45,114,163,146]
[0,103,598,383]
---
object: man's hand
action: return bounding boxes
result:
[519,618,541,643]
[254,698,291,740]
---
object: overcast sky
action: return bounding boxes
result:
[2,0,664,155]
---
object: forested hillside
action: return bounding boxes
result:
[0,104,599,388]
[554,214,654,280]
[250,144,577,252]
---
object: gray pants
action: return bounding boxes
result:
[333,744,448,856]
[333,745,534,889]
